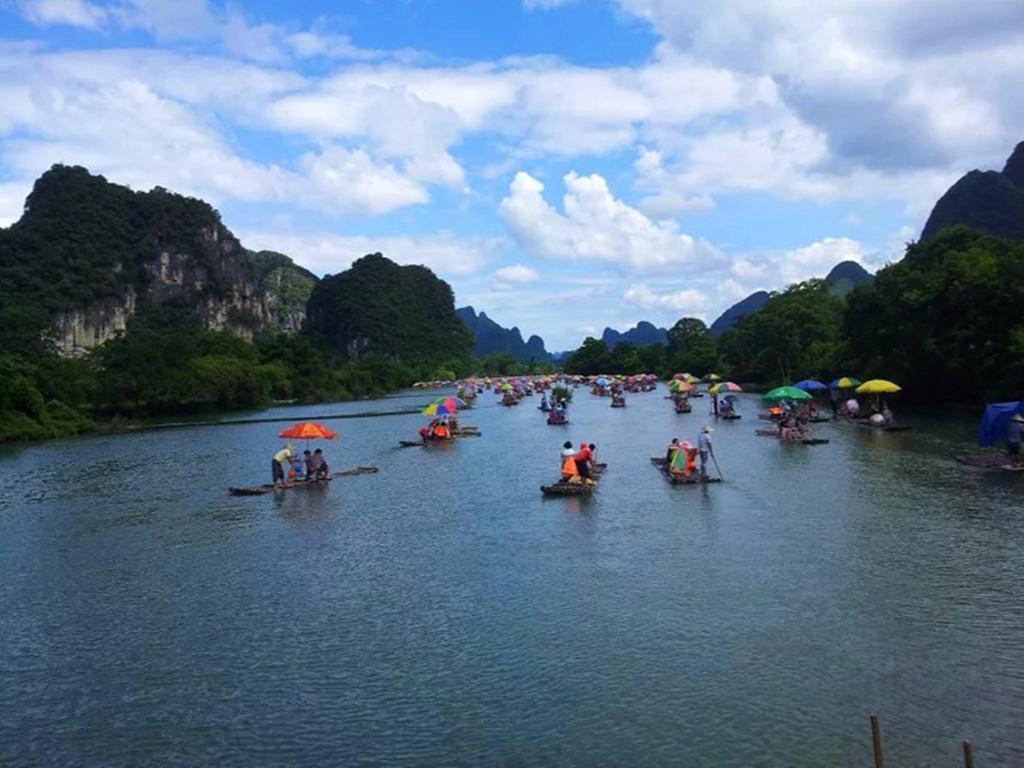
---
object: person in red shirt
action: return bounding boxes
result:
[574,441,592,481]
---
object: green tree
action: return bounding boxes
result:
[666,317,718,376]
[563,337,611,375]
[720,280,843,384]
[845,226,1024,402]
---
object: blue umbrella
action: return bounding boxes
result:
[595,377,608,387]
[794,379,828,392]
[977,401,1024,446]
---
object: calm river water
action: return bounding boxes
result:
[1,387,1022,766]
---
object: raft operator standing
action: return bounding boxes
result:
[698,426,714,480]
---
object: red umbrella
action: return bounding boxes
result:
[278,422,339,440]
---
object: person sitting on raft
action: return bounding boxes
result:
[669,440,697,478]
[560,441,579,482]
[574,441,594,484]
[307,448,330,480]
[272,444,296,488]
[666,437,680,464]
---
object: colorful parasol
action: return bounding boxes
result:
[763,386,812,403]
[422,396,467,416]
[793,379,829,392]
[856,379,902,395]
[709,381,742,394]
[831,377,861,389]
[278,422,339,440]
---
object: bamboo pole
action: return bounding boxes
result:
[963,740,975,768]
[870,714,884,768]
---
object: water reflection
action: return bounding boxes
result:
[0,390,1021,766]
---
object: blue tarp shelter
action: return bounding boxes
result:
[977,401,1024,447]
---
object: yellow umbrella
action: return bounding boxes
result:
[856,379,902,395]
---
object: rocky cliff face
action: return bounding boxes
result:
[920,141,1024,243]
[0,165,313,354]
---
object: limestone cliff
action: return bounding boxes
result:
[0,165,314,354]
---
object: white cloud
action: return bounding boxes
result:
[500,171,722,273]
[780,237,867,284]
[296,146,428,215]
[623,283,708,312]
[239,230,498,278]
[493,264,540,283]
[614,0,1024,174]
[113,0,219,41]
[19,0,106,28]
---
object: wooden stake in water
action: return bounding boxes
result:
[870,714,884,768]
[963,740,975,768]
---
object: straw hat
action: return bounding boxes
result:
[702,425,714,433]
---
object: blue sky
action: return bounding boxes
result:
[1,0,1022,348]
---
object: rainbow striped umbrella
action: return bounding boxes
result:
[422,396,467,416]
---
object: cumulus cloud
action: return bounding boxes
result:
[19,0,106,28]
[239,230,498,277]
[623,283,708,313]
[0,49,434,217]
[726,236,876,295]
[500,171,721,273]
[614,0,1024,173]
[494,264,540,283]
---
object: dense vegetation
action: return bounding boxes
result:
[558,226,1024,405]
[306,253,473,363]
[845,227,1024,403]
[0,166,234,314]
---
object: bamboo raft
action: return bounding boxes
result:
[755,429,829,445]
[716,413,742,420]
[649,457,722,485]
[541,463,607,496]
[955,452,1024,471]
[855,421,911,432]
[229,466,379,496]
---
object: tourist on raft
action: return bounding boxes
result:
[1007,413,1024,467]
[719,398,736,418]
[698,426,714,479]
[272,443,296,488]
[669,440,698,479]
[560,441,579,481]
[306,448,330,480]
[574,441,594,484]
[666,437,680,464]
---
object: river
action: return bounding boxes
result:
[1,387,1021,767]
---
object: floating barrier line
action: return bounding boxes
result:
[138,408,423,431]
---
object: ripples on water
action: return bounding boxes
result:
[0,391,1022,766]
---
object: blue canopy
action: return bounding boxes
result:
[794,379,828,392]
[977,401,1024,447]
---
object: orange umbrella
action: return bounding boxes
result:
[278,422,339,442]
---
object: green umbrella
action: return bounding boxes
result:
[763,386,812,403]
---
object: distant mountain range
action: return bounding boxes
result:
[920,141,1024,243]
[601,321,668,347]
[709,260,874,336]
[456,306,551,362]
